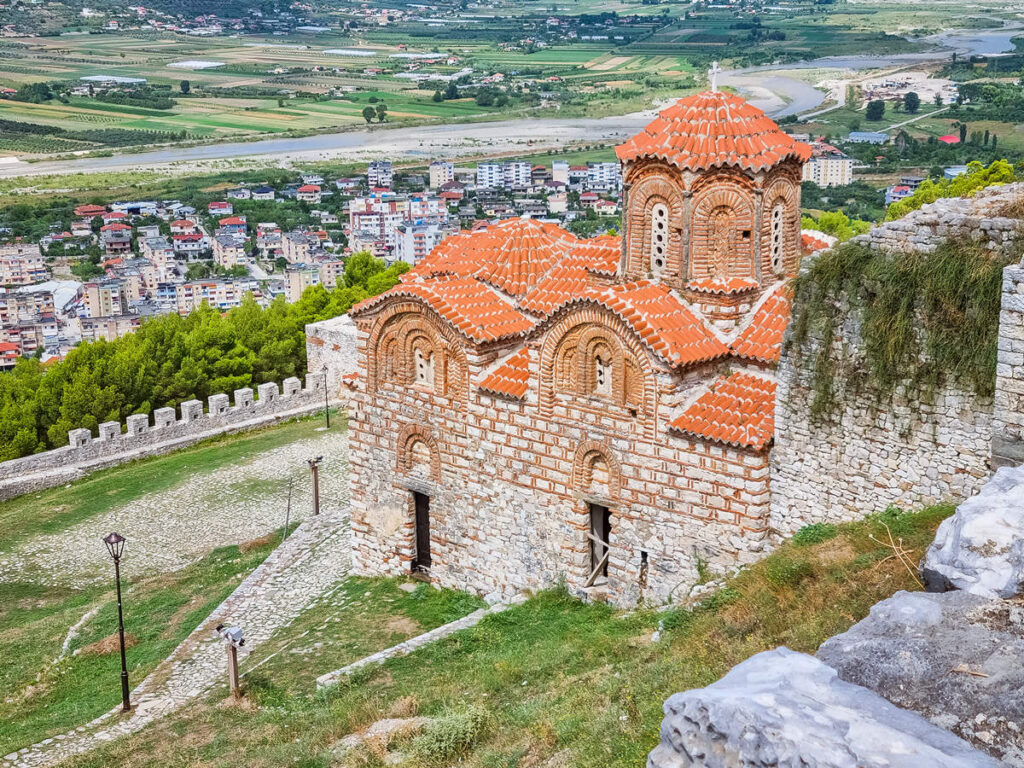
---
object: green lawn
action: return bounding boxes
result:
[59,503,952,768]
[0,413,337,555]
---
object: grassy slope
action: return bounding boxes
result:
[61,503,952,768]
[0,414,340,753]
[0,414,333,554]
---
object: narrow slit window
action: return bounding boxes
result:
[770,204,784,273]
[650,203,668,275]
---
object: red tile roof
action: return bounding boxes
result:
[731,283,791,364]
[616,90,812,173]
[298,184,321,192]
[351,276,534,342]
[171,219,195,228]
[686,277,759,295]
[74,204,106,217]
[801,232,832,253]
[669,372,777,450]
[479,347,531,399]
[100,222,131,232]
[569,281,729,368]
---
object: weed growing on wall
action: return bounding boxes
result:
[789,238,1013,418]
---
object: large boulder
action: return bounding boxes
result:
[818,590,1024,766]
[922,464,1024,598]
[648,647,1000,768]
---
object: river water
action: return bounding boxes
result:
[0,24,1019,178]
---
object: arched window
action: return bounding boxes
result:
[594,352,613,397]
[770,202,785,273]
[414,346,434,388]
[650,203,668,275]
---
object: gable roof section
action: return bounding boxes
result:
[565,281,730,368]
[730,283,792,364]
[350,276,533,343]
[616,90,812,173]
[479,347,531,399]
[668,371,777,450]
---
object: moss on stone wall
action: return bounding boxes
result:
[789,239,1013,419]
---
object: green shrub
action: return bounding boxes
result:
[696,586,741,612]
[411,707,489,764]
[764,556,814,588]
[793,522,838,546]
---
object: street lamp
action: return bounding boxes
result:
[102,532,131,713]
[322,364,330,429]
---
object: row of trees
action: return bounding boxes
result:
[0,254,408,461]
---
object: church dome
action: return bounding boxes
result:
[616,90,812,173]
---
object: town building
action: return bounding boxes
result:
[342,89,811,607]
[476,161,531,190]
[99,223,133,256]
[393,220,448,265]
[802,142,854,188]
[213,234,250,268]
[297,184,322,203]
[0,243,48,285]
[429,160,456,189]
[368,160,394,189]
[83,279,128,318]
[586,162,623,192]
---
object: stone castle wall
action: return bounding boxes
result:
[306,315,359,397]
[0,374,328,501]
[772,187,1024,531]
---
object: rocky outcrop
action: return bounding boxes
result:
[851,182,1023,255]
[922,464,1024,598]
[818,590,1024,766]
[647,647,1001,768]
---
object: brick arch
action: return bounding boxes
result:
[571,440,621,499]
[576,325,625,398]
[623,164,686,282]
[761,169,802,278]
[689,183,756,282]
[395,422,442,482]
[365,299,469,404]
[538,303,658,437]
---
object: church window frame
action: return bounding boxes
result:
[770,201,785,274]
[650,202,669,276]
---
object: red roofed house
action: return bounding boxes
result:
[938,135,960,145]
[297,184,322,203]
[74,204,107,219]
[343,89,811,606]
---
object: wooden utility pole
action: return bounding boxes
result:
[308,456,323,515]
[226,644,240,699]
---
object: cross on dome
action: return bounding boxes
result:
[709,61,721,92]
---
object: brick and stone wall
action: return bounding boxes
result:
[349,307,773,608]
[306,314,359,397]
[771,190,1024,531]
[0,375,328,501]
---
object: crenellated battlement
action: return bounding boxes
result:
[0,374,331,501]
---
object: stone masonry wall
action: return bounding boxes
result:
[851,182,1023,256]
[993,261,1024,467]
[770,189,1024,531]
[348,311,773,608]
[306,315,359,397]
[0,374,328,502]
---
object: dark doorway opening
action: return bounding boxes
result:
[588,503,611,585]
[413,491,432,573]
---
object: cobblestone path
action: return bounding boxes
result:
[1,507,352,768]
[0,428,349,588]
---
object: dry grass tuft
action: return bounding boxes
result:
[79,632,139,657]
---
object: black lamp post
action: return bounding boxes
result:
[102,532,131,713]
[322,364,330,429]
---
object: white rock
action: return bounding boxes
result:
[923,464,1024,598]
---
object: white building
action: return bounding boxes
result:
[586,162,622,192]
[476,161,531,190]
[429,160,456,189]
[393,220,447,265]
[802,143,854,188]
[0,243,48,285]
[552,160,569,185]
[367,160,394,189]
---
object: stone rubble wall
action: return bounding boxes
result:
[993,262,1024,467]
[851,182,1023,255]
[306,315,359,398]
[0,374,329,502]
[770,187,1024,531]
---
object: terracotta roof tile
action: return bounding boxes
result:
[731,283,792,364]
[686,277,759,295]
[479,347,531,399]
[616,90,812,173]
[551,280,729,368]
[405,218,619,299]
[801,230,835,253]
[669,371,777,450]
[351,276,534,343]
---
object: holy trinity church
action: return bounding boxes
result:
[345,87,812,606]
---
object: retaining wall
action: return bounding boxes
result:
[0,374,330,501]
